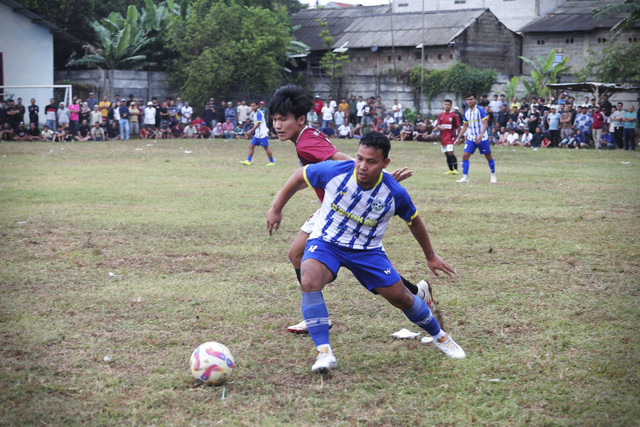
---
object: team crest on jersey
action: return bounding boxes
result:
[371,197,385,211]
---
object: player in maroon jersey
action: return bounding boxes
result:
[434,99,461,175]
[268,84,442,334]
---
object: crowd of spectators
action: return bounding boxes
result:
[0,91,636,151]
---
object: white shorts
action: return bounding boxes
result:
[300,208,320,234]
[441,144,454,153]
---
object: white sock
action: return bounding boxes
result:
[317,344,333,355]
[432,330,446,341]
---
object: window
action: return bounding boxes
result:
[388,55,391,62]
[415,51,421,59]
[630,37,637,42]
[566,38,574,44]
[438,54,442,60]
[553,53,564,63]
[537,39,545,45]
[398,55,402,61]
[449,54,453,59]
[597,37,607,43]
[454,0,466,3]
[398,2,408,6]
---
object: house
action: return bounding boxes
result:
[520,0,640,73]
[0,0,76,123]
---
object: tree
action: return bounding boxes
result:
[503,76,519,102]
[578,42,640,85]
[593,0,640,41]
[519,49,571,99]
[316,19,350,99]
[167,0,291,106]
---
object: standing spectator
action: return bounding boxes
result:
[610,102,625,149]
[216,100,226,125]
[224,101,236,125]
[348,95,358,125]
[236,100,251,124]
[89,105,102,126]
[496,104,509,130]
[68,99,80,136]
[327,95,337,111]
[0,100,7,127]
[203,102,215,130]
[392,99,403,122]
[119,101,130,140]
[321,99,334,128]
[57,102,70,130]
[158,102,170,127]
[313,95,323,117]
[356,96,366,124]
[333,107,345,128]
[86,92,97,111]
[599,94,613,117]
[546,106,561,147]
[623,105,637,151]
[6,99,20,131]
[15,98,26,125]
[306,109,318,126]
[560,104,573,141]
[527,105,540,134]
[574,106,593,145]
[591,106,605,148]
[374,96,386,117]
[80,101,91,124]
[28,98,39,127]
[112,101,121,124]
[143,102,156,137]
[180,101,193,124]
[99,96,110,120]
[489,94,502,116]
[338,97,349,118]
[129,101,140,138]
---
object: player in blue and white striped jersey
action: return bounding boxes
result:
[267,131,465,373]
[240,101,275,166]
[454,94,497,183]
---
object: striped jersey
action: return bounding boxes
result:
[250,109,269,139]
[303,160,418,250]
[463,105,489,141]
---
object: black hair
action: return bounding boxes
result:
[465,93,476,99]
[444,99,453,104]
[268,84,313,119]
[359,131,391,159]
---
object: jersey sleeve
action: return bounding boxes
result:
[255,110,263,123]
[384,175,418,224]
[303,160,351,189]
[479,107,488,121]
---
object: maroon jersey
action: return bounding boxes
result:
[295,126,338,201]
[436,111,460,145]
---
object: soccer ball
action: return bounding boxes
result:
[190,341,235,385]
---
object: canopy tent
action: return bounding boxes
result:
[547,82,640,104]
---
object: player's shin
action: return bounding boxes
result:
[301,291,332,352]
[402,294,445,340]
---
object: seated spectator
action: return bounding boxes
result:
[506,128,522,146]
[54,125,65,142]
[597,128,615,150]
[525,126,545,148]
[76,119,91,141]
[387,124,400,141]
[212,122,223,138]
[233,122,244,139]
[197,124,212,139]
[399,121,413,141]
[496,126,509,146]
[171,123,183,138]
[26,122,40,141]
[160,121,173,139]
[242,118,253,135]
[40,125,54,141]
[352,123,364,139]
[506,118,518,133]
[520,129,533,146]
[183,122,198,138]
[91,122,106,141]
[1,122,14,141]
[221,119,234,139]
[107,122,120,141]
[574,128,588,149]
[14,122,29,141]
[559,128,576,148]
[337,119,353,139]
[320,122,336,138]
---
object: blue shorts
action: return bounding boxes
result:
[463,138,491,155]
[302,238,401,293]
[251,136,269,147]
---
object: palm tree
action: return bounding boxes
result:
[519,49,571,99]
[593,0,640,40]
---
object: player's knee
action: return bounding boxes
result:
[287,247,303,268]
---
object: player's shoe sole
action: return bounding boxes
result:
[287,319,333,334]
[456,176,468,183]
[312,350,338,373]
[266,162,275,167]
[240,161,252,166]
[433,333,466,359]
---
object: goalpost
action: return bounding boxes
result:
[0,84,72,126]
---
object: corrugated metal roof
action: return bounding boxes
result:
[293,7,493,51]
[519,0,639,33]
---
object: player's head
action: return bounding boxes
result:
[250,101,258,111]
[443,99,452,112]
[269,85,313,141]
[465,94,476,108]
[356,132,391,188]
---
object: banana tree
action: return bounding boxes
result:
[519,49,571,99]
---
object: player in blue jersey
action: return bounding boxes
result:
[267,131,465,373]
[240,101,275,166]
[454,94,497,183]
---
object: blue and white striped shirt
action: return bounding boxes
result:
[303,160,418,250]
[463,105,489,141]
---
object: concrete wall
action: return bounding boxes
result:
[54,69,172,102]
[0,1,54,124]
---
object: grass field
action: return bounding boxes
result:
[1,137,639,425]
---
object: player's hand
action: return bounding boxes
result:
[389,167,413,182]
[266,208,282,236]
[475,135,483,143]
[426,254,457,278]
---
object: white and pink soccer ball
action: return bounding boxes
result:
[190,341,235,385]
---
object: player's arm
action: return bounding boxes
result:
[266,167,309,236]
[454,122,468,145]
[476,117,489,143]
[407,214,456,278]
[244,121,259,137]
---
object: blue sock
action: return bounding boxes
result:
[301,291,330,347]
[488,158,495,173]
[462,159,469,175]
[247,156,252,162]
[269,157,274,163]
[403,294,441,336]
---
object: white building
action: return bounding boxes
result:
[0,0,76,125]
[392,0,566,32]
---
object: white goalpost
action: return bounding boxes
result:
[0,84,72,126]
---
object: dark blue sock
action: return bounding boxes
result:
[403,294,441,336]
[301,291,330,347]
[462,159,469,175]
[488,158,495,173]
